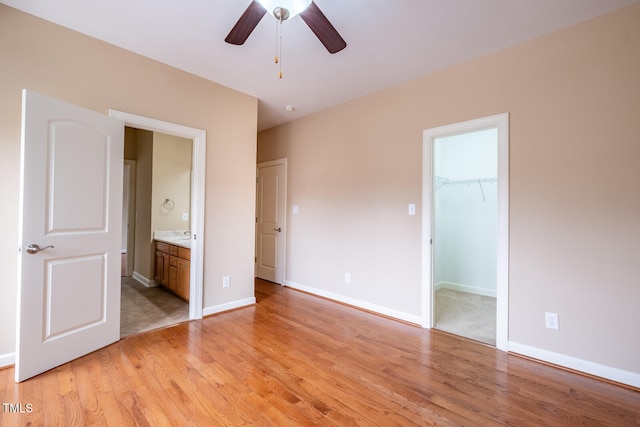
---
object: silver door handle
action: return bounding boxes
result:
[25,244,54,254]
[274,228,282,232]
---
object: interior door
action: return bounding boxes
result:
[256,159,286,284]
[15,90,124,382]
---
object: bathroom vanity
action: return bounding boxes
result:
[153,231,191,301]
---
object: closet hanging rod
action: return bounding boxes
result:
[435,176,496,189]
[438,177,496,185]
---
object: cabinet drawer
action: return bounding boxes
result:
[155,241,170,253]
[169,255,178,267]
[178,247,191,260]
[169,245,178,256]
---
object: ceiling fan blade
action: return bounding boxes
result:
[299,1,347,54]
[225,1,267,45]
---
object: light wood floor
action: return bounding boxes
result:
[2,279,639,426]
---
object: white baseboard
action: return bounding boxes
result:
[508,341,640,389]
[131,271,157,287]
[435,281,496,298]
[285,280,423,325]
[203,297,256,317]
[0,352,15,369]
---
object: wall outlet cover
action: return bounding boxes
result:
[545,312,559,330]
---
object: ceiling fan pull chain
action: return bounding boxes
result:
[274,18,279,64]
[278,19,284,79]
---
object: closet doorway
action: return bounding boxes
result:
[433,128,497,345]
[422,114,509,351]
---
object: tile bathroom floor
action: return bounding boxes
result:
[120,276,189,337]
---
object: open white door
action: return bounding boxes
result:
[15,90,124,382]
[256,159,286,284]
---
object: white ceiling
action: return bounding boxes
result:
[3,0,638,130]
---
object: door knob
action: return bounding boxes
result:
[274,227,282,232]
[25,244,54,254]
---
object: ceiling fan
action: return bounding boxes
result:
[225,0,347,54]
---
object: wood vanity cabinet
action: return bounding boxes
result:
[154,241,190,301]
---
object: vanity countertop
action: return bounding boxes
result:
[154,230,191,249]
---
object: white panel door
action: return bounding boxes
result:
[15,90,124,382]
[256,159,286,284]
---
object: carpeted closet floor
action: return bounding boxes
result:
[120,276,189,338]
[434,288,496,346]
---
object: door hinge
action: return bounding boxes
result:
[255,256,257,262]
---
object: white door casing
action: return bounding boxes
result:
[256,159,287,284]
[16,90,124,382]
[109,110,206,320]
[422,113,509,351]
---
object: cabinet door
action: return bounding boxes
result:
[168,264,178,292]
[176,258,190,301]
[154,251,164,283]
[161,252,171,286]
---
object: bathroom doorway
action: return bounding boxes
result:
[120,128,191,337]
[111,110,207,337]
[422,113,509,351]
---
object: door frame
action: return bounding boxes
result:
[422,113,509,351]
[256,158,287,285]
[122,159,136,277]
[110,110,206,320]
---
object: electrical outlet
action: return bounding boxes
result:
[545,312,559,330]
[344,273,351,284]
[223,276,230,288]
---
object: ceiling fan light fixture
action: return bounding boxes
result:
[257,0,312,20]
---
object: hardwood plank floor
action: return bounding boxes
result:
[2,279,639,426]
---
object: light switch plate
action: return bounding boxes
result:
[408,204,416,216]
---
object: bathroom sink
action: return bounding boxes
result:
[153,230,192,248]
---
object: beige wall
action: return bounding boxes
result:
[152,133,192,232]
[258,3,640,376]
[0,6,257,357]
